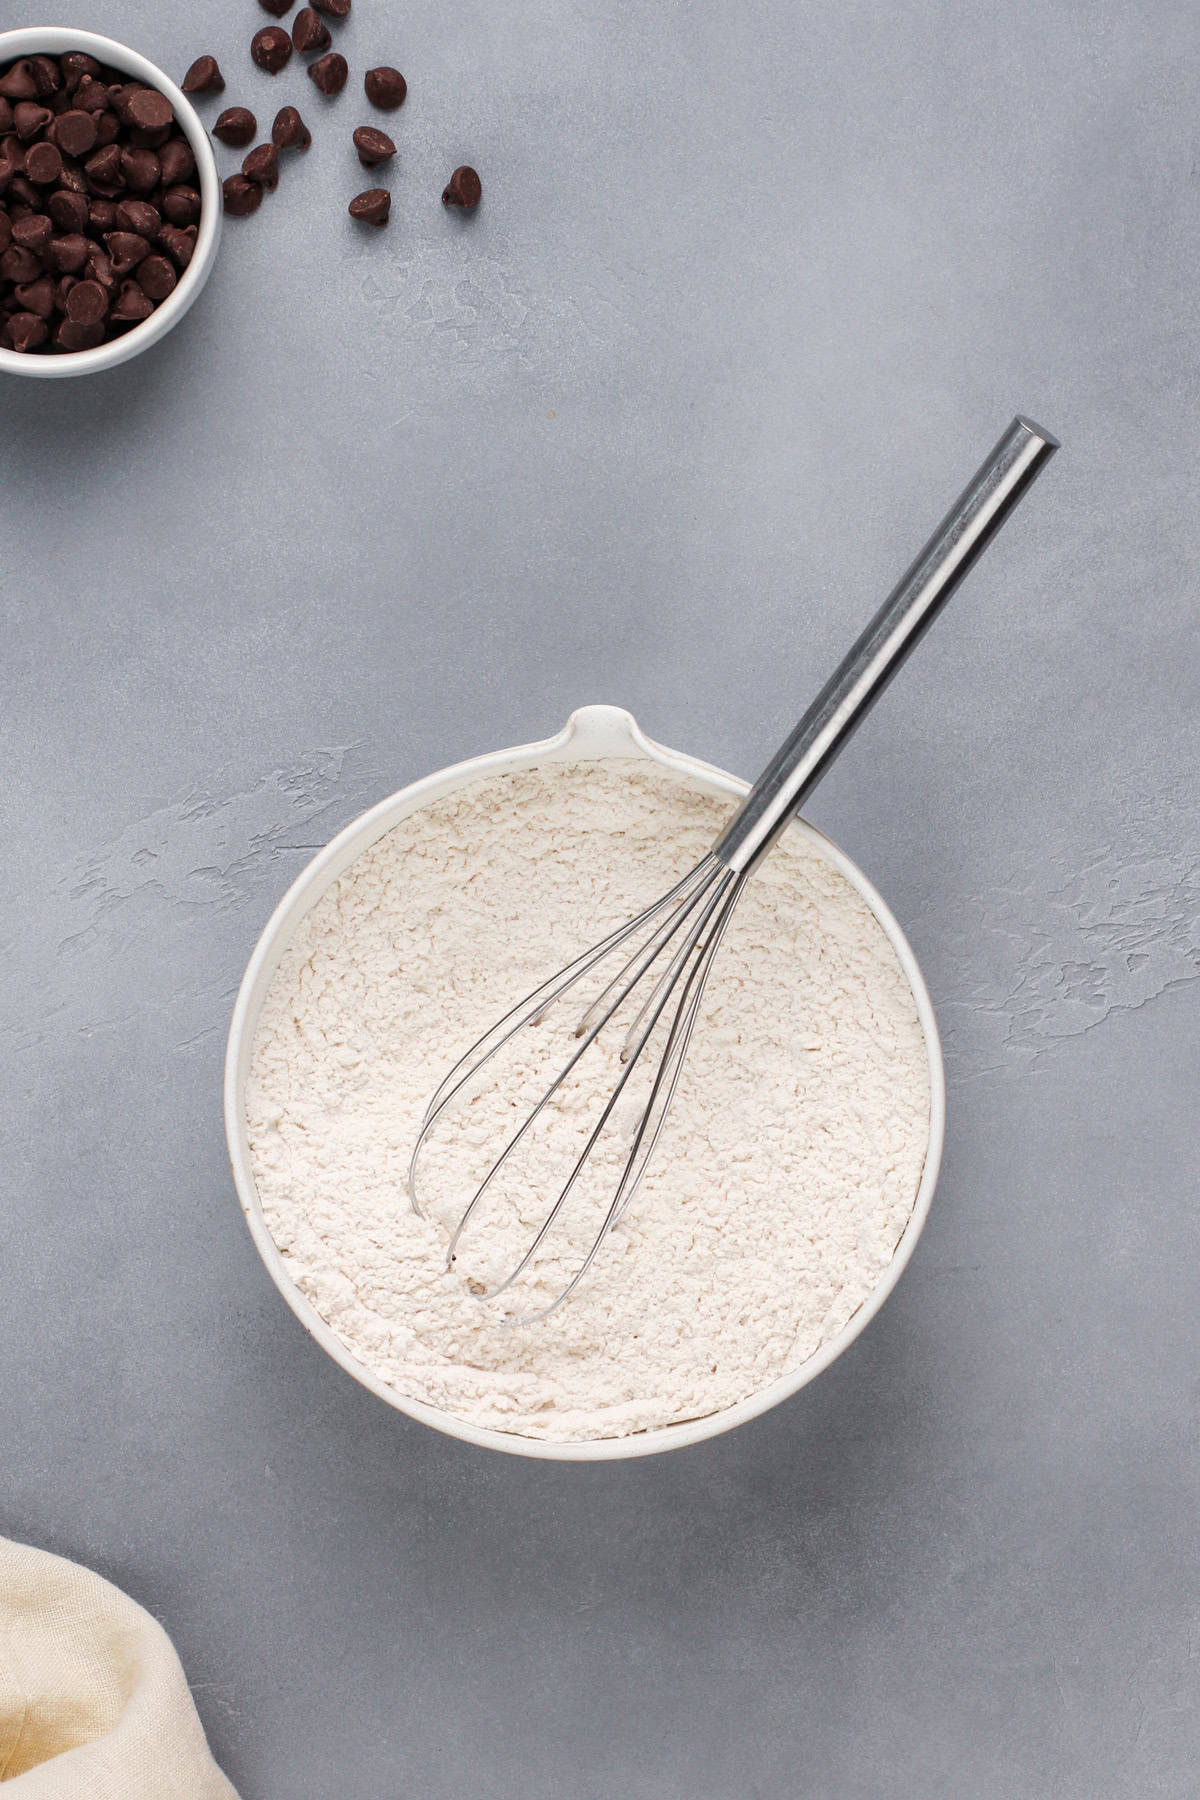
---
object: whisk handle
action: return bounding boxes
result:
[712,415,1059,875]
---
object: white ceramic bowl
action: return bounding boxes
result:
[225,706,946,1461]
[0,27,221,378]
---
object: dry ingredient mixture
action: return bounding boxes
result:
[246,758,931,1442]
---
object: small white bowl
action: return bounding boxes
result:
[0,27,221,378]
[225,706,946,1461]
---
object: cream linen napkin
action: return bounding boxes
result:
[0,1536,239,1796]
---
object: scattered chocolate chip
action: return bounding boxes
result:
[52,108,98,157]
[307,52,348,95]
[243,143,279,190]
[159,223,197,267]
[363,66,406,110]
[10,212,51,252]
[272,105,310,149]
[24,140,63,185]
[353,125,395,167]
[348,186,389,226]
[42,231,90,274]
[13,102,52,142]
[158,137,195,185]
[14,273,54,317]
[292,9,332,54]
[65,277,107,323]
[111,277,154,320]
[0,62,38,102]
[137,253,177,300]
[214,106,257,147]
[442,165,482,211]
[182,56,224,95]
[312,0,352,15]
[252,29,293,74]
[115,197,160,236]
[258,0,296,12]
[7,308,48,350]
[162,185,201,224]
[60,53,101,92]
[222,173,262,216]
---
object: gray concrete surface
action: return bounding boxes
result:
[3,0,1198,1794]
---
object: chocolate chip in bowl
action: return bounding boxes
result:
[0,27,220,378]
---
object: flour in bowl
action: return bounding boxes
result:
[246,758,930,1441]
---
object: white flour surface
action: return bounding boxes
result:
[246,759,931,1442]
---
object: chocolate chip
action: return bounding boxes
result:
[441,165,482,211]
[292,9,331,54]
[252,29,293,74]
[312,0,352,15]
[159,223,197,267]
[111,277,154,320]
[10,212,51,252]
[7,309,47,350]
[222,173,262,216]
[363,67,406,110]
[182,56,225,95]
[120,146,160,192]
[115,197,160,236]
[24,141,63,186]
[258,0,296,12]
[307,53,348,95]
[102,231,150,274]
[136,254,176,300]
[7,175,40,209]
[353,126,395,167]
[0,99,11,136]
[125,87,173,132]
[87,197,117,232]
[52,109,99,157]
[0,62,38,102]
[29,55,61,97]
[162,185,201,224]
[85,244,117,292]
[64,277,107,323]
[158,137,195,185]
[14,273,54,316]
[55,315,104,349]
[243,144,279,190]
[13,101,52,142]
[94,111,121,147]
[272,105,311,149]
[58,161,88,196]
[214,106,257,147]
[73,76,111,113]
[60,53,101,93]
[0,245,41,281]
[42,231,90,273]
[0,210,11,252]
[348,186,389,226]
[48,187,89,232]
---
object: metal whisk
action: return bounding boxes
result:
[409,417,1059,1321]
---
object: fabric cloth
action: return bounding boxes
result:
[0,1536,238,1796]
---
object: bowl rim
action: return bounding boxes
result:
[0,26,221,378]
[224,705,946,1461]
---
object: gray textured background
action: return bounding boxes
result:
[3,0,1198,1794]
